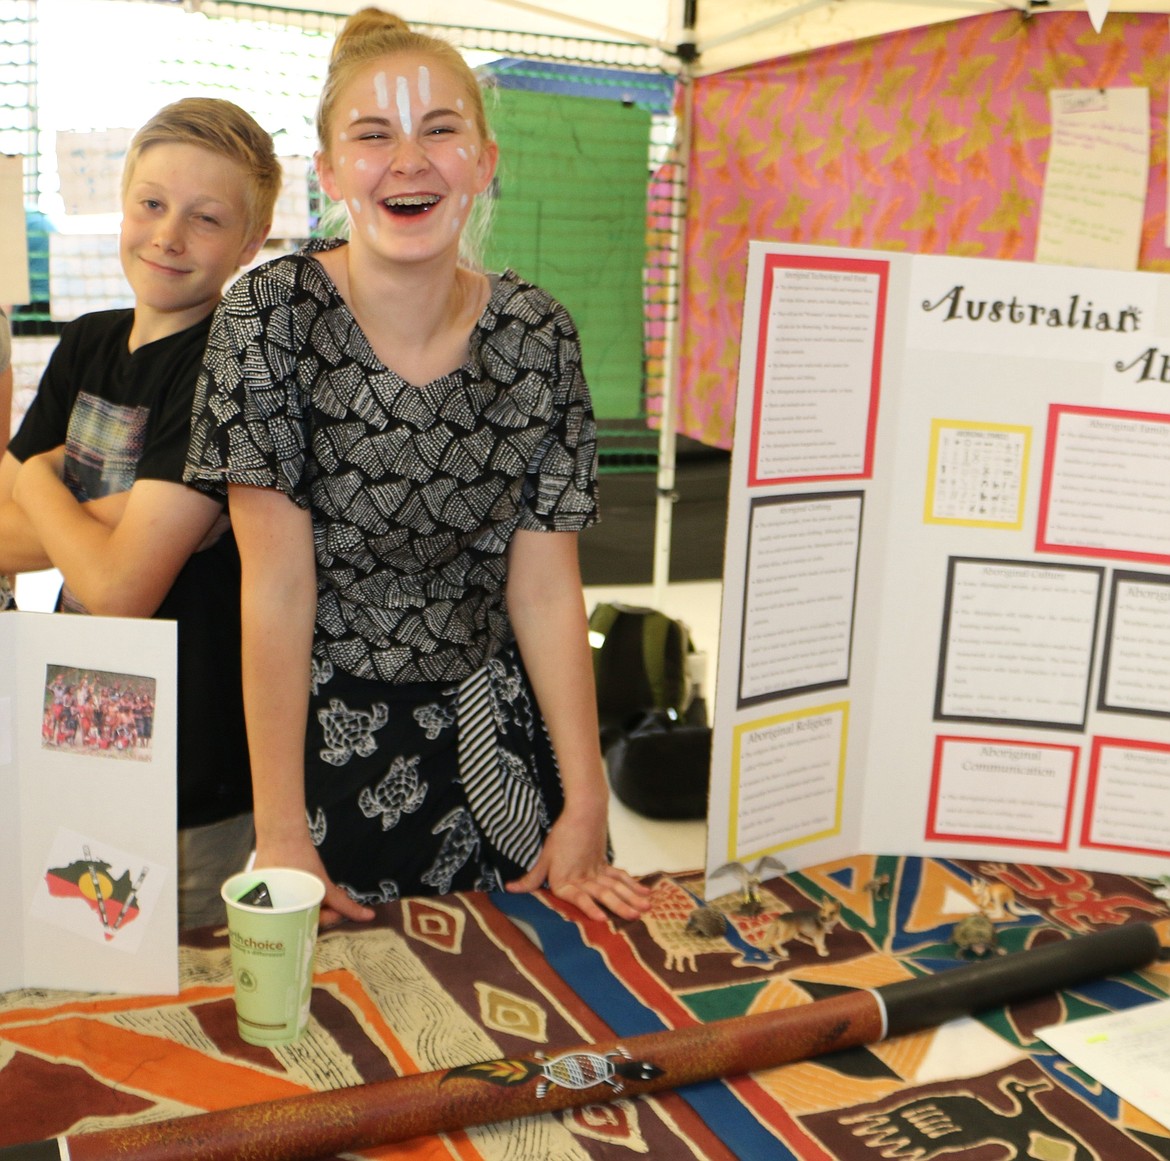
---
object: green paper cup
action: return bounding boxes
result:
[221,867,324,1045]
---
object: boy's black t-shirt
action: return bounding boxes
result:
[9,309,252,827]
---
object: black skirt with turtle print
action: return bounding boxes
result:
[305,641,564,904]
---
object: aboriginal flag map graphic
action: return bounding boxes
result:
[44,846,148,941]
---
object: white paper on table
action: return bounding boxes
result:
[1037,999,1170,1130]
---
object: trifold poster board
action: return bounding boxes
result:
[0,611,178,995]
[706,242,1170,896]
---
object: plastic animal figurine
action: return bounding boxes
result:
[712,855,788,915]
[765,899,841,959]
[952,912,1004,958]
[971,877,1015,921]
[684,905,729,937]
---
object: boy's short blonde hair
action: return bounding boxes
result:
[122,98,282,240]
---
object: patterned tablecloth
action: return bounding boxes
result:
[2,856,1169,1160]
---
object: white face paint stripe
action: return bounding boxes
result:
[396,75,412,135]
[418,65,431,105]
[351,198,362,214]
[373,71,390,109]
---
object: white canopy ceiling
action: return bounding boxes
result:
[691,0,1170,74]
[258,0,1170,74]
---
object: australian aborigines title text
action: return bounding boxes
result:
[921,283,1170,383]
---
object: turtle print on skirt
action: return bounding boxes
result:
[304,642,564,904]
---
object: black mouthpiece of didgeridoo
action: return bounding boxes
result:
[879,921,1161,1039]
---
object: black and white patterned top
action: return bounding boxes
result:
[184,239,598,685]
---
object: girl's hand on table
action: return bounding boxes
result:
[505,808,653,922]
[253,834,376,927]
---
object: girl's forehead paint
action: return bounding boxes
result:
[396,75,412,134]
[373,71,390,110]
[350,107,359,120]
[418,65,431,105]
[456,97,464,110]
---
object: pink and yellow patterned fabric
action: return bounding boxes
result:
[680,10,1170,448]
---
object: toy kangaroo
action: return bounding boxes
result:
[972,878,1016,921]
[765,899,841,959]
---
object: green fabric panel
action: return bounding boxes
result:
[485,89,650,420]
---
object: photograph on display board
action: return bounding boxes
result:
[41,664,156,758]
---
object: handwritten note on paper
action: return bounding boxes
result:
[1039,1000,1170,1131]
[1036,88,1149,271]
[0,155,30,305]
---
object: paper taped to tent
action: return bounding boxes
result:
[268,0,1170,74]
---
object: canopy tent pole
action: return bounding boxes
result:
[651,2,696,605]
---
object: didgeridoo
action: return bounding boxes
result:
[2,922,1160,1161]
